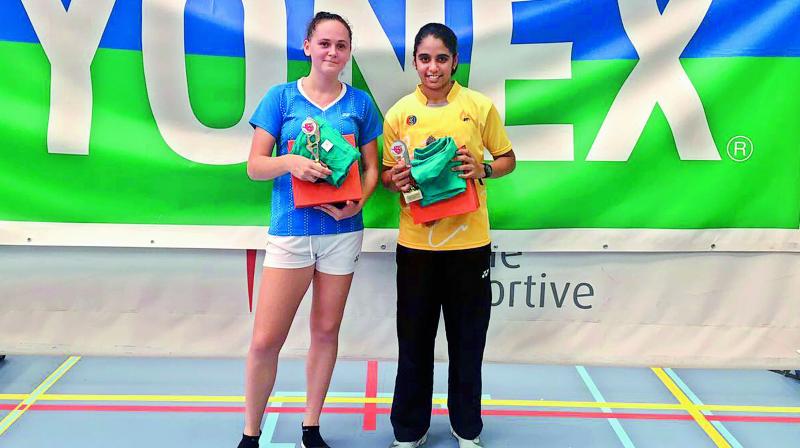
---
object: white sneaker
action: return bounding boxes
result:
[451,428,484,448]
[389,432,428,447]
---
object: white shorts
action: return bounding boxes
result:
[263,231,363,275]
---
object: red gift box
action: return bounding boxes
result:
[288,134,362,208]
[409,178,479,224]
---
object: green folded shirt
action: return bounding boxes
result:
[410,137,466,206]
[291,117,361,187]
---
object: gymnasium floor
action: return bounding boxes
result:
[1,356,798,447]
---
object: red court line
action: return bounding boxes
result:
[363,360,379,431]
[0,404,380,414]
[25,404,247,413]
[477,410,694,421]
[2,403,798,424]
[710,415,800,424]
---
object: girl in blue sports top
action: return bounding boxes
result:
[238,12,382,448]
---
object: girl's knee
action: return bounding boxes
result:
[310,321,341,345]
[249,333,285,358]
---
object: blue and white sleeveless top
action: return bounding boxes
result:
[249,80,382,236]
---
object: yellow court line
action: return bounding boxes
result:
[9,394,683,410]
[652,367,731,448]
[700,404,800,414]
[0,356,81,436]
[33,395,379,404]
[34,394,247,403]
[480,399,684,411]
[2,392,799,415]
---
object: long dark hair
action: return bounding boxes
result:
[306,11,352,43]
[413,23,458,75]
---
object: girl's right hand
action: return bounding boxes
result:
[389,160,413,192]
[287,154,332,182]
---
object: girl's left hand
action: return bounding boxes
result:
[452,147,484,179]
[315,200,363,221]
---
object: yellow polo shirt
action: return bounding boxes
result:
[383,82,512,251]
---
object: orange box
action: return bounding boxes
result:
[409,178,479,224]
[289,134,362,208]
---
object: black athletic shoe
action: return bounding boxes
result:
[301,425,330,448]
[237,432,261,448]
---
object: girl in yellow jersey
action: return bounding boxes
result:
[381,23,516,448]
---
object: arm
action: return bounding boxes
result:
[485,149,516,179]
[453,101,517,179]
[358,139,380,203]
[452,148,516,180]
[246,127,331,182]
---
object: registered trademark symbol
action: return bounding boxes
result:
[727,136,753,162]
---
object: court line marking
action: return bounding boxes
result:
[363,360,378,431]
[260,400,294,448]
[4,403,798,424]
[576,366,636,448]
[3,393,800,414]
[665,368,744,448]
[4,392,800,414]
[652,367,731,448]
[0,356,80,436]
[259,392,368,446]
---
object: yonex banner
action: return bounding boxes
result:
[1,0,799,251]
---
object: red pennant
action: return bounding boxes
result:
[246,249,257,312]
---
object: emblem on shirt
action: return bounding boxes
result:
[406,115,417,126]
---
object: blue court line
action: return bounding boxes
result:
[261,400,294,448]
[576,366,636,448]
[260,391,366,447]
[664,368,743,448]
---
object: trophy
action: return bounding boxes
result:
[388,140,423,203]
[301,117,328,181]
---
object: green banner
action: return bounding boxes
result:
[1,0,798,249]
